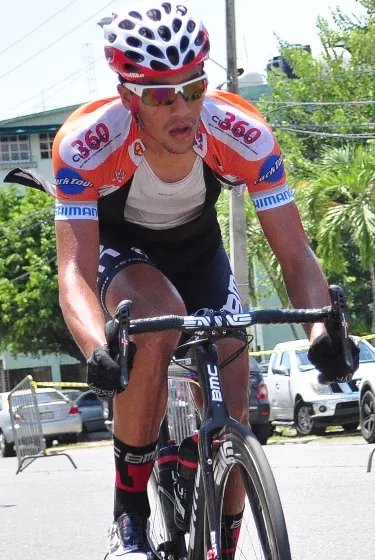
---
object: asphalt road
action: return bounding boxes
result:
[1,439,375,560]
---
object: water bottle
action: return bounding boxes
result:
[156,440,179,533]
[174,433,199,532]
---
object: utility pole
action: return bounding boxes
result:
[226,0,250,311]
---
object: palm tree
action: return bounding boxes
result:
[308,144,375,331]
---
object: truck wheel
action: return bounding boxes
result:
[251,423,271,445]
[360,390,375,443]
[294,401,325,437]
[0,432,16,458]
[342,423,358,432]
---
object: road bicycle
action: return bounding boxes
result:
[106,285,354,560]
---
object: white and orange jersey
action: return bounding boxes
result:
[52,90,293,224]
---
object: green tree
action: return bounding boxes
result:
[0,186,83,361]
[257,0,375,175]
[306,145,375,332]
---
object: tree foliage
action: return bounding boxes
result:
[249,0,375,335]
[0,186,83,361]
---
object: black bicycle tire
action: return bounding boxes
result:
[205,426,292,560]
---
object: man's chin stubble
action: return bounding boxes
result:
[161,139,195,155]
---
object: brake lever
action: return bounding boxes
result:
[105,299,133,388]
[325,285,353,377]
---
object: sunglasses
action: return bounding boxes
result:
[125,73,208,107]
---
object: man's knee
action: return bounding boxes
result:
[106,264,187,373]
[105,263,187,319]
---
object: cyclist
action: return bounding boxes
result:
[5,1,359,558]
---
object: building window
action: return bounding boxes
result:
[0,134,31,163]
[39,132,56,159]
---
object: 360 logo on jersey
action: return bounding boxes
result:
[59,102,132,170]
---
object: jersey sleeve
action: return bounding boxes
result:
[202,91,294,213]
[52,97,134,221]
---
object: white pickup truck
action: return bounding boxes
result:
[264,338,365,436]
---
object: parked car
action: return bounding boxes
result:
[75,390,107,433]
[61,389,85,402]
[265,339,360,436]
[249,357,271,445]
[102,358,272,445]
[0,388,82,458]
[351,339,375,443]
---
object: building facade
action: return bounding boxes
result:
[0,105,84,390]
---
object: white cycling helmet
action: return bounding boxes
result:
[99,1,210,82]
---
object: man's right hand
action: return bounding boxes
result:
[87,345,124,398]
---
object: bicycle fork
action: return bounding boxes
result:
[192,341,238,560]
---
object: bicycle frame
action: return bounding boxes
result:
[160,340,251,560]
[106,284,355,560]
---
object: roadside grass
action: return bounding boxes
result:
[269,425,364,444]
[48,425,365,453]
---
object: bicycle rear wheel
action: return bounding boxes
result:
[207,426,291,560]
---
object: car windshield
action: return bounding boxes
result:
[36,391,68,404]
[296,340,375,370]
[358,341,375,363]
[296,350,315,371]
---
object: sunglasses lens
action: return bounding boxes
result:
[140,76,208,106]
[182,78,208,101]
[142,87,176,106]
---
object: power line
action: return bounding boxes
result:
[0,0,117,81]
[8,256,56,283]
[0,62,100,122]
[0,207,54,234]
[273,123,375,129]
[0,1,77,57]
[273,126,375,139]
[41,58,102,104]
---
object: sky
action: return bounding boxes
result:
[0,0,366,122]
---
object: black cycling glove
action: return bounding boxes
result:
[87,342,136,399]
[307,333,359,384]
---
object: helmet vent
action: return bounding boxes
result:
[172,18,182,33]
[158,25,172,42]
[176,5,188,17]
[150,60,171,72]
[186,20,196,33]
[125,50,145,63]
[124,63,142,73]
[118,19,135,30]
[182,50,195,66]
[161,2,172,14]
[105,47,114,62]
[180,35,189,53]
[147,45,166,59]
[108,33,117,43]
[126,37,142,48]
[147,9,162,21]
[194,31,204,46]
[139,27,155,40]
[128,11,143,20]
[166,46,180,66]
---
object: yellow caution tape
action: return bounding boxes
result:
[34,333,375,385]
[36,382,89,387]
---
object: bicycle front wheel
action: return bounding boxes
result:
[148,468,187,560]
[208,426,291,560]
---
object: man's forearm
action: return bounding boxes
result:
[59,274,107,359]
[281,246,330,339]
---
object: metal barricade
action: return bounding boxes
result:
[8,375,77,473]
[166,361,199,444]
